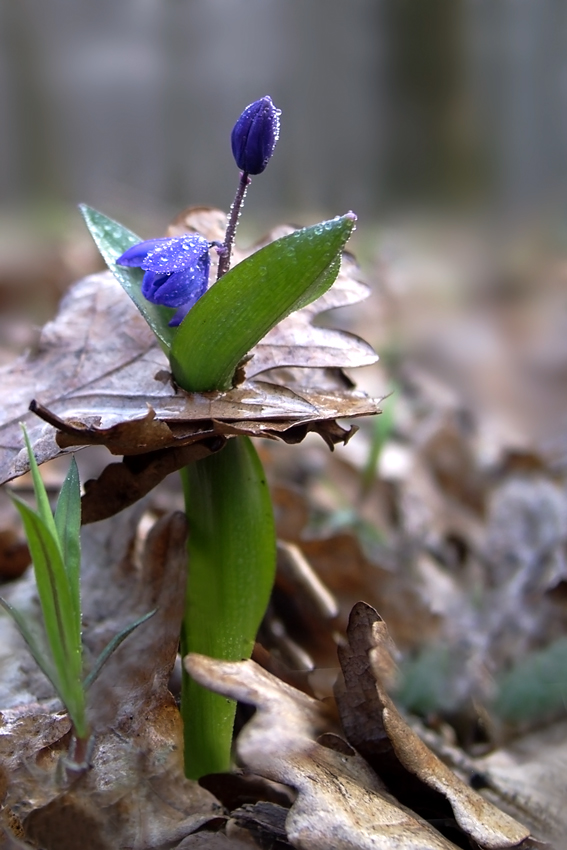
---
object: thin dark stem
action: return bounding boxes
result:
[216,171,250,280]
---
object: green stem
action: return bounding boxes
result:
[180,436,276,778]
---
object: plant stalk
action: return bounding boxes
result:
[216,171,250,279]
[180,436,275,778]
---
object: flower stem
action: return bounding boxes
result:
[179,437,275,778]
[216,171,250,280]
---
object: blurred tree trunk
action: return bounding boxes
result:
[0,0,65,204]
[382,0,481,207]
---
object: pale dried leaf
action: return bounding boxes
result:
[185,653,464,849]
[335,602,530,849]
[470,720,567,847]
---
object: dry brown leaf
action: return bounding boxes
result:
[0,207,378,487]
[471,719,567,847]
[185,653,471,849]
[335,602,530,849]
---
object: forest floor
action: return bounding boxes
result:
[0,211,565,849]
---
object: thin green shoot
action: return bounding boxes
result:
[3,428,156,758]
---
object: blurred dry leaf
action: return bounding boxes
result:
[186,652,477,850]
[0,208,378,490]
[334,602,530,849]
[471,720,567,846]
[269,486,440,673]
[0,511,221,850]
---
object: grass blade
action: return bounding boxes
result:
[21,426,60,550]
[12,498,85,733]
[54,457,82,642]
[0,597,58,689]
[83,608,157,691]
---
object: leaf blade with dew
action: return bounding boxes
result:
[83,608,157,691]
[54,456,82,644]
[79,205,177,351]
[171,214,356,393]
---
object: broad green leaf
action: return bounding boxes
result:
[79,205,177,351]
[180,436,276,778]
[12,498,84,730]
[171,214,356,393]
[83,608,157,691]
[54,456,82,642]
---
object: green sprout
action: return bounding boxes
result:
[2,427,154,769]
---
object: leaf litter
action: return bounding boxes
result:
[1,215,567,847]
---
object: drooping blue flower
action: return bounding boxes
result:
[231,96,281,175]
[117,234,211,326]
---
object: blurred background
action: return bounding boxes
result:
[1,0,567,323]
[2,0,567,758]
[2,0,567,224]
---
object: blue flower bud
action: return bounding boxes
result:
[231,96,280,175]
[117,234,211,326]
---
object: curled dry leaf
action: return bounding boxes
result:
[0,511,220,850]
[334,602,530,849]
[186,653,470,849]
[0,207,378,492]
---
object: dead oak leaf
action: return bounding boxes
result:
[335,602,530,849]
[185,653,469,849]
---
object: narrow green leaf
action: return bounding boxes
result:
[54,456,82,642]
[12,499,83,721]
[0,597,58,690]
[171,214,356,393]
[79,204,176,351]
[180,437,276,778]
[83,608,157,691]
[21,426,59,551]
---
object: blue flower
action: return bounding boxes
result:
[231,96,280,175]
[117,234,211,326]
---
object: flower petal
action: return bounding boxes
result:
[168,267,210,326]
[231,96,280,175]
[116,239,170,268]
[142,234,210,273]
[141,271,175,304]
[141,252,210,309]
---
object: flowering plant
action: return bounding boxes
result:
[76,95,376,778]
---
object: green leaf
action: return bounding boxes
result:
[79,204,177,351]
[54,456,82,643]
[0,597,58,689]
[21,426,59,551]
[171,214,356,393]
[12,498,85,733]
[83,608,157,691]
[180,437,276,778]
